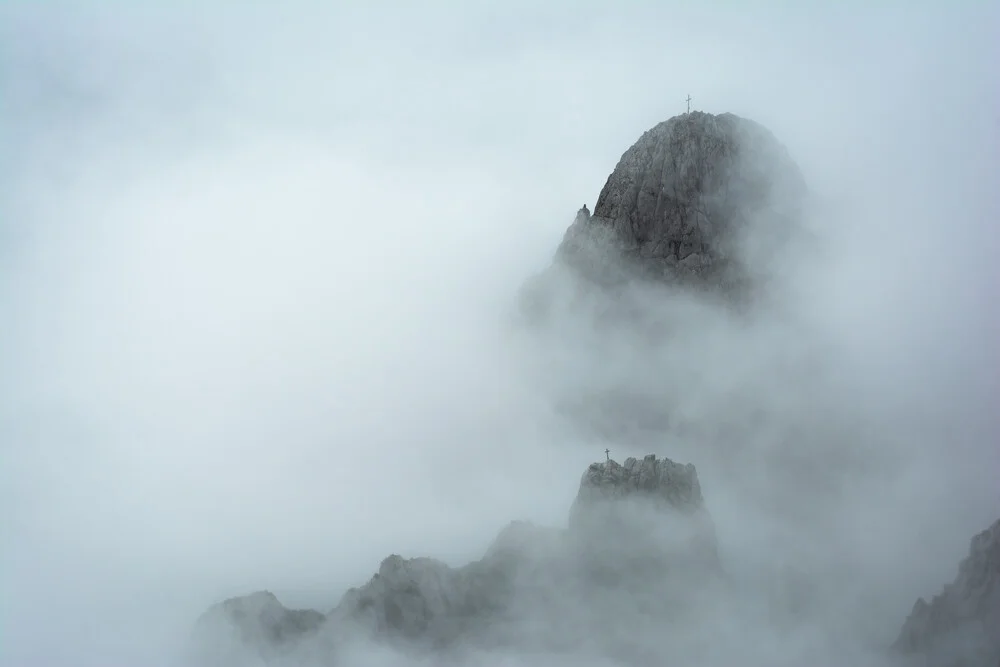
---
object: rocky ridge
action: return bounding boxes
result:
[190,454,721,665]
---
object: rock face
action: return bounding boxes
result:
[191,454,722,665]
[551,111,806,294]
[894,518,1000,667]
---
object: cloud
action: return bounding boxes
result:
[1,2,997,665]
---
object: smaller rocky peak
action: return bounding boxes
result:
[572,454,705,513]
[331,554,463,644]
[568,454,720,574]
[197,590,323,635]
[364,554,456,601]
[190,590,324,666]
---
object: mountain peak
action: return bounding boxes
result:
[553,111,806,295]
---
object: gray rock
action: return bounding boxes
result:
[894,518,1000,667]
[522,112,808,320]
[328,554,470,650]
[571,454,705,512]
[564,111,805,284]
[191,454,721,664]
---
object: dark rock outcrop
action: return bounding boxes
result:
[191,454,722,665]
[894,518,1000,667]
[535,111,807,303]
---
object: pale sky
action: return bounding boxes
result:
[1,3,997,665]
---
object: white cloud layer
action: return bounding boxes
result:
[1,2,997,665]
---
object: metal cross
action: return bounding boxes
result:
[605,448,610,461]
[686,95,692,113]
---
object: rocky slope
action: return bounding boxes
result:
[190,454,723,665]
[894,518,1000,667]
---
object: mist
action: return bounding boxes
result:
[2,3,997,665]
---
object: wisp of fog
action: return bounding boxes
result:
[1,3,997,666]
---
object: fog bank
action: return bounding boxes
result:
[1,3,997,665]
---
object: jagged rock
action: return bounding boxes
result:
[571,454,706,512]
[189,590,324,666]
[894,518,1000,667]
[191,454,720,665]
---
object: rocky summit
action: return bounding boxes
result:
[190,454,724,666]
[536,111,807,303]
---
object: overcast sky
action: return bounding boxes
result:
[1,3,997,665]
